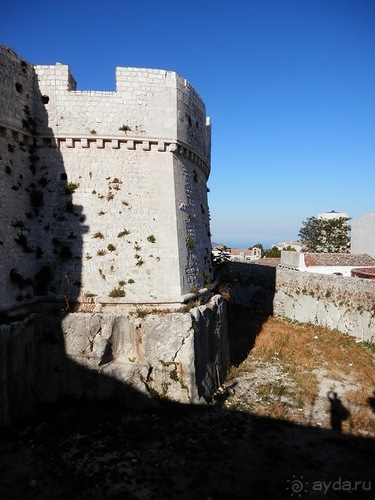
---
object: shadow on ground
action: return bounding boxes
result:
[1,396,374,500]
[1,307,374,500]
[226,304,267,366]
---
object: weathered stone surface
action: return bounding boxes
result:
[0,295,229,426]
[222,262,375,342]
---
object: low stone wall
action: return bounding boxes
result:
[0,295,229,427]
[220,262,375,342]
[274,268,375,342]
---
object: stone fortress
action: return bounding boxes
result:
[0,45,229,426]
[1,45,374,427]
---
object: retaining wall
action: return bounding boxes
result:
[0,295,229,427]
[220,262,375,342]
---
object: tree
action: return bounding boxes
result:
[298,216,351,253]
[263,246,281,258]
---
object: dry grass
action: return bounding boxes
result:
[226,314,375,436]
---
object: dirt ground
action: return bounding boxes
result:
[0,306,374,500]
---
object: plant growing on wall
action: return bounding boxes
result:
[64,201,74,213]
[28,145,39,175]
[65,182,79,195]
[59,246,73,261]
[111,178,122,190]
[9,268,33,289]
[14,233,33,253]
[108,287,126,298]
[36,246,44,258]
[37,176,49,187]
[186,235,196,249]
[22,114,36,132]
[118,229,130,238]
[184,112,192,126]
[119,124,132,133]
[132,308,148,318]
[11,220,26,229]
[147,234,156,243]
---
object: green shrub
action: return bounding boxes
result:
[108,287,126,298]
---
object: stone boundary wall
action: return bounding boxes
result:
[274,268,375,342]
[220,263,375,342]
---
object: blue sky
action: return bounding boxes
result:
[2,0,374,248]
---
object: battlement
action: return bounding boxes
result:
[33,63,211,165]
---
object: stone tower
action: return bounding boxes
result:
[0,45,213,311]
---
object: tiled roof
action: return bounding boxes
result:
[304,253,375,267]
[351,267,375,279]
[230,248,254,256]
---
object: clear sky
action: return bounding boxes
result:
[2,0,374,249]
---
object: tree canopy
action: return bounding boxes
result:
[298,216,351,253]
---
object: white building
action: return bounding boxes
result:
[273,240,303,252]
[279,251,375,277]
[318,210,349,220]
[351,213,375,260]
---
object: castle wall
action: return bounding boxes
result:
[0,46,70,312]
[274,268,375,341]
[223,262,375,342]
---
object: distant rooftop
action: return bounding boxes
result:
[351,267,375,279]
[304,253,375,267]
[318,210,349,220]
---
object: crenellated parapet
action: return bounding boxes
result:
[33,64,211,170]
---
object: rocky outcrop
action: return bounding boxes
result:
[0,295,229,426]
